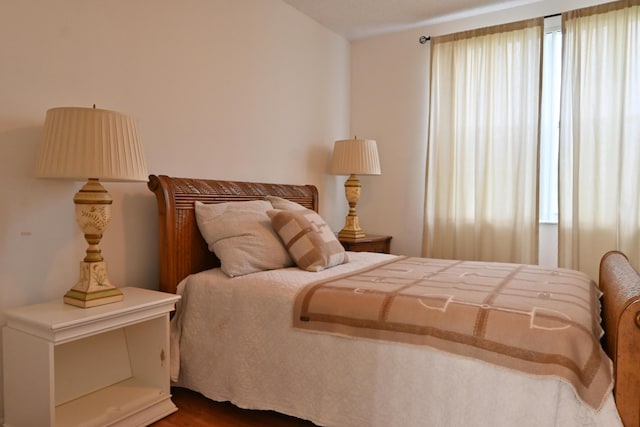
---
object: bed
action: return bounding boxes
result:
[148,174,640,427]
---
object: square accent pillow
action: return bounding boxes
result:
[265,195,307,211]
[268,209,348,272]
[195,200,293,277]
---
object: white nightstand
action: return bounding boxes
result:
[3,287,181,427]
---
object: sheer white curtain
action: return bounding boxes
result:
[559,1,640,280]
[423,19,543,263]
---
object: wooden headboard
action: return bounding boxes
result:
[147,174,319,294]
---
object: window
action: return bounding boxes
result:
[539,16,561,224]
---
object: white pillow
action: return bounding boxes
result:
[195,200,293,277]
[268,208,348,272]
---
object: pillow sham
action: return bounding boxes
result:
[195,200,293,277]
[268,208,347,272]
[265,195,307,211]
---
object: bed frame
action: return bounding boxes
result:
[148,174,640,426]
[599,250,640,426]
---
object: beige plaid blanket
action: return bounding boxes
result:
[293,256,613,410]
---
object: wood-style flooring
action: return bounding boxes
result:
[151,387,317,427]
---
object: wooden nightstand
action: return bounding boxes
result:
[339,234,392,254]
[3,287,180,427]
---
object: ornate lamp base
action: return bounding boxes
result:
[64,261,123,308]
[64,289,123,308]
[65,178,123,308]
[338,174,367,240]
[338,215,366,239]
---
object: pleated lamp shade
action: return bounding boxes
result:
[36,107,148,182]
[330,139,381,176]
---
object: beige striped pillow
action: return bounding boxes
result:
[268,209,348,272]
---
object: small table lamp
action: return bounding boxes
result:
[35,106,148,308]
[330,138,381,240]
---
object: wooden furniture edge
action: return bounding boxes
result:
[599,250,640,427]
[147,174,319,294]
[339,234,392,254]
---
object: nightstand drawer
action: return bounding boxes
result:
[339,234,392,254]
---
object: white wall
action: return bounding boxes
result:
[0,0,349,420]
[350,0,613,258]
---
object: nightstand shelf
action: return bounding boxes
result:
[55,377,169,427]
[3,287,180,427]
[339,234,392,254]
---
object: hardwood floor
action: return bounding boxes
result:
[151,387,318,427]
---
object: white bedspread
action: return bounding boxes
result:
[170,252,622,427]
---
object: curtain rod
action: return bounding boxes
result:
[420,13,562,44]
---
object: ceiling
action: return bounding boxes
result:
[282,0,525,40]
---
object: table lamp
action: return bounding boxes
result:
[330,138,381,239]
[35,106,148,308]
